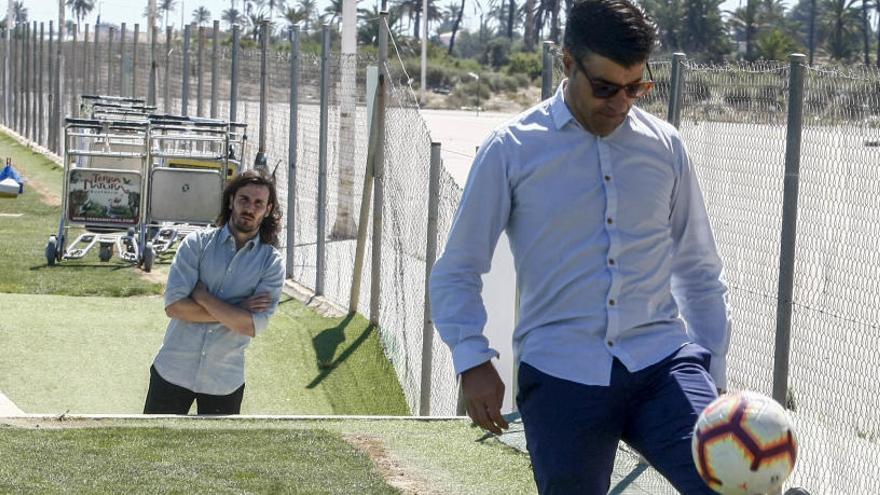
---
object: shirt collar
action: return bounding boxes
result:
[549,80,575,131]
[220,223,260,250]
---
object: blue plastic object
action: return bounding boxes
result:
[0,160,24,194]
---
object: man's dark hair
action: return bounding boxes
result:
[563,0,657,67]
[217,170,282,247]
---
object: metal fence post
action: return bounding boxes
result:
[182,24,191,116]
[3,24,9,125]
[38,23,44,145]
[148,25,157,106]
[106,26,114,95]
[541,41,554,100]
[230,25,239,123]
[255,20,269,173]
[210,20,219,118]
[119,23,126,96]
[316,24,331,295]
[370,12,389,326]
[54,20,64,154]
[667,53,685,128]
[44,21,51,145]
[92,24,99,95]
[23,22,29,140]
[164,26,171,113]
[83,24,90,98]
[772,53,807,408]
[70,25,78,117]
[196,25,204,117]
[419,142,442,416]
[286,26,300,279]
[132,24,140,98]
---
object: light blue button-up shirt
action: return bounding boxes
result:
[430,82,732,389]
[153,224,285,395]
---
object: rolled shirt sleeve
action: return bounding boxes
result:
[430,132,509,375]
[669,138,732,390]
[164,231,204,308]
[250,251,285,336]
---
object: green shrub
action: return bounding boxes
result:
[506,52,543,80]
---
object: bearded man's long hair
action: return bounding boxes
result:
[216,171,282,247]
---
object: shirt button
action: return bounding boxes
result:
[604,175,611,181]
[608,258,615,265]
[201,352,206,356]
[609,299,616,306]
[607,218,613,224]
[607,340,614,347]
[208,329,213,333]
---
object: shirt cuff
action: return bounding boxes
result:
[709,352,727,391]
[251,312,270,336]
[452,338,500,375]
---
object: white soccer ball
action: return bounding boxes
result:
[691,390,798,495]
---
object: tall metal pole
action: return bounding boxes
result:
[92,23,100,95]
[44,23,50,144]
[132,24,140,98]
[54,4,65,155]
[164,26,171,113]
[230,25,239,123]
[286,26,300,279]
[181,24,191,116]
[148,25,157,106]
[23,22,30,140]
[83,24,90,98]
[667,53,685,129]
[541,40,554,100]
[370,12,389,325]
[70,25,78,117]
[420,0,428,105]
[255,20,269,173]
[196,25,205,116]
[38,23,44,145]
[106,26,114,95]
[419,142,442,416]
[3,0,11,125]
[316,25,331,295]
[119,23,126,96]
[210,20,219,118]
[772,53,807,408]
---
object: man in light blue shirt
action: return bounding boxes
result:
[429,0,730,492]
[144,171,285,415]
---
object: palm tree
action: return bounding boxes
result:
[523,0,535,50]
[222,7,242,28]
[66,0,96,26]
[726,0,761,60]
[643,0,683,52]
[446,0,465,54]
[12,1,27,24]
[296,0,317,32]
[820,0,861,60]
[159,0,177,28]
[192,6,211,25]
[247,11,269,39]
[266,0,286,19]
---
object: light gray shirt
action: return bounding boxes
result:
[429,82,732,390]
[154,224,285,395]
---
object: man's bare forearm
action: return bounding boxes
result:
[165,298,219,323]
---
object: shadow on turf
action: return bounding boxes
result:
[307,315,374,389]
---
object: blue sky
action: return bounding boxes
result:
[25,0,748,33]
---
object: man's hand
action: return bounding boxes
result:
[461,361,509,435]
[239,293,273,313]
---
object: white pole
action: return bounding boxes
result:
[420,0,428,105]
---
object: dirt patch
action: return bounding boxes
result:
[25,177,61,207]
[344,434,443,495]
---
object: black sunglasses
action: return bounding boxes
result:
[573,57,655,99]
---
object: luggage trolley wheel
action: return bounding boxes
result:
[99,242,114,262]
[45,235,58,266]
[142,242,155,273]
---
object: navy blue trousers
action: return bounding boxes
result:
[517,343,718,495]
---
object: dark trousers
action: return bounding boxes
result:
[517,343,718,495]
[143,365,245,415]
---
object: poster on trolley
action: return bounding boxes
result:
[66,169,142,226]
